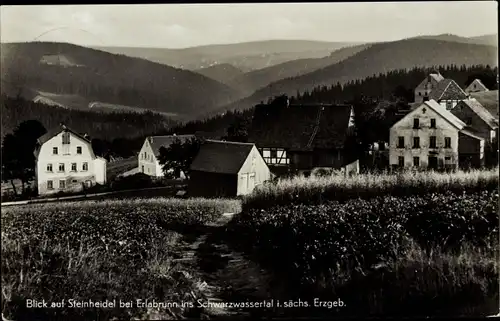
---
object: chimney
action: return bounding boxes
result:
[83,133,90,140]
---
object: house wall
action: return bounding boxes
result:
[37,132,105,195]
[237,146,272,196]
[389,105,459,169]
[188,171,236,197]
[458,133,485,168]
[138,139,158,176]
[260,147,290,165]
[439,99,461,110]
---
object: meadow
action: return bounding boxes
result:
[1,168,499,319]
[1,198,240,320]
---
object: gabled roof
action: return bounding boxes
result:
[249,103,353,151]
[465,79,489,93]
[470,90,499,117]
[454,99,499,129]
[415,72,444,90]
[429,79,469,101]
[190,140,255,174]
[460,127,486,141]
[392,100,466,130]
[38,124,91,145]
[147,135,196,156]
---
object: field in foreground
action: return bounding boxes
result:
[1,198,241,320]
[2,168,499,319]
[223,189,499,317]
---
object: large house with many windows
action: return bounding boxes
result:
[389,100,485,170]
[34,124,107,195]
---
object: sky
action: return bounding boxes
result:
[1,2,498,48]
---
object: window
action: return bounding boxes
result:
[398,156,405,167]
[466,117,473,125]
[46,164,53,172]
[82,162,88,171]
[397,136,405,148]
[59,180,66,189]
[413,118,420,129]
[72,179,78,183]
[142,165,145,173]
[58,163,65,172]
[62,132,70,144]
[445,137,451,148]
[413,137,420,148]
[71,163,77,172]
[446,101,453,110]
[445,156,451,162]
[491,130,497,141]
[429,136,437,148]
[270,149,277,158]
[77,146,82,154]
[418,92,421,96]
[413,157,420,167]
[53,147,58,155]
[430,118,436,128]
[47,180,53,189]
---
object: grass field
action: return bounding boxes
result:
[244,167,499,210]
[1,198,241,320]
[2,168,499,319]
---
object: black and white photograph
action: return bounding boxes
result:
[1,1,499,320]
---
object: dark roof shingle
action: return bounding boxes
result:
[455,99,499,129]
[38,125,90,145]
[249,103,353,151]
[190,140,255,174]
[429,79,468,101]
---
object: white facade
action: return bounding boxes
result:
[36,130,107,195]
[237,146,272,196]
[137,138,186,179]
[389,100,465,169]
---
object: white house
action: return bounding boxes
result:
[138,134,195,178]
[414,72,469,110]
[465,79,489,94]
[188,140,272,197]
[34,124,106,195]
[389,99,484,170]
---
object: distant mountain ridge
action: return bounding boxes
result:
[0,41,242,118]
[93,40,361,71]
[215,38,498,115]
[194,64,245,87]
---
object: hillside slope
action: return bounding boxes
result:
[94,40,360,71]
[217,39,498,114]
[0,42,242,118]
[194,64,245,87]
[228,43,371,95]
[414,33,498,46]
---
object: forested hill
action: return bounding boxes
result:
[1,95,177,142]
[0,42,242,118]
[217,38,498,114]
[290,65,499,104]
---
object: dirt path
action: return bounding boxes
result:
[177,213,282,319]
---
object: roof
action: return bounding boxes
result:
[460,127,486,141]
[190,140,255,174]
[38,124,91,145]
[415,73,445,91]
[465,79,489,93]
[249,103,354,151]
[429,79,469,101]
[392,100,466,130]
[470,90,499,117]
[147,135,195,156]
[455,99,499,129]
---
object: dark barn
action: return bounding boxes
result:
[248,99,359,175]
